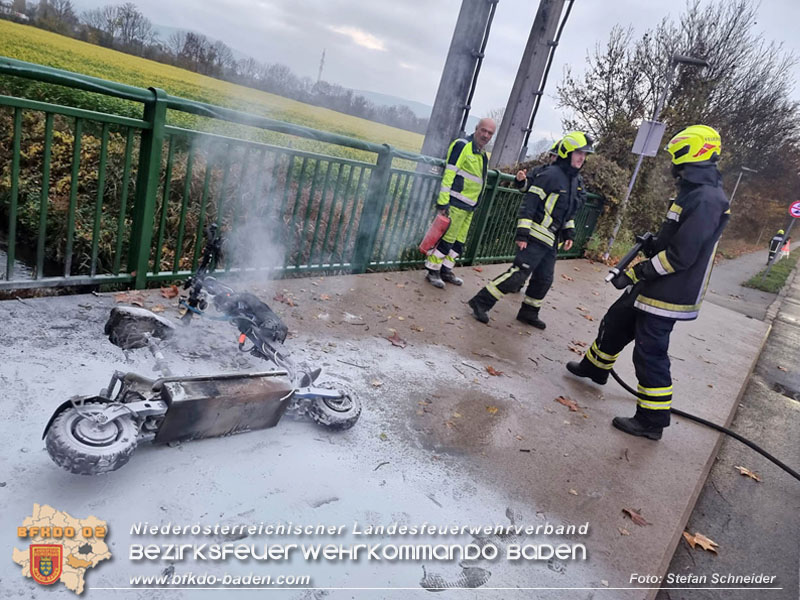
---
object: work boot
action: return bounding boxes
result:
[566,359,609,385]
[425,269,445,289]
[516,306,546,329]
[440,267,463,286]
[611,415,663,441]
[468,297,490,324]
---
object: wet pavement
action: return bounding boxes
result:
[0,256,773,598]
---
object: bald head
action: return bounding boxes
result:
[474,118,496,150]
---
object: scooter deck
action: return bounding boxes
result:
[154,372,294,443]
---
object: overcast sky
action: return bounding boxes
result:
[76,0,800,141]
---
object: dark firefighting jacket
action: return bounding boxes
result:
[513,159,585,248]
[769,233,784,253]
[628,163,730,320]
[437,134,489,212]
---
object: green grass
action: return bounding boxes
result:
[743,250,799,293]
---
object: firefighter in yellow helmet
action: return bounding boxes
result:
[468,131,592,327]
[566,125,730,440]
[768,229,785,264]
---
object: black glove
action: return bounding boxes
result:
[437,205,450,217]
[636,233,658,258]
[611,270,634,290]
[611,264,646,290]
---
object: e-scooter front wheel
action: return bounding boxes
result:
[45,401,138,475]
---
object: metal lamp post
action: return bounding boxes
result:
[728,165,757,207]
[603,53,710,260]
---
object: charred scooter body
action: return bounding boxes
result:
[43,227,361,475]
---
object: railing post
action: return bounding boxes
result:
[351,144,393,273]
[463,169,502,265]
[128,87,167,289]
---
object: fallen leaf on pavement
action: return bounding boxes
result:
[371,380,383,388]
[622,507,651,527]
[486,406,499,414]
[561,274,574,281]
[273,293,296,307]
[568,489,578,496]
[150,304,166,313]
[568,345,583,354]
[114,291,145,305]
[411,324,424,332]
[396,283,405,288]
[683,531,719,553]
[618,527,630,536]
[473,266,483,272]
[452,412,462,418]
[576,306,588,312]
[777,365,788,372]
[734,465,762,481]
[486,365,503,376]
[320,294,331,301]
[572,340,588,348]
[582,314,595,321]
[555,395,580,412]
[386,331,407,348]
[160,285,180,299]
[379,432,388,441]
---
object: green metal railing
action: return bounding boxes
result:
[0,56,604,291]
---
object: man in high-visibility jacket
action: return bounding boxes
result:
[424,118,496,288]
[467,131,592,327]
[768,229,784,264]
[567,125,730,441]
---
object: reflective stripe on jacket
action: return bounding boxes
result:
[437,135,488,212]
[632,163,730,321]
[513,162,584,248]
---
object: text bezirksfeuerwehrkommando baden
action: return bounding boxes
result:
[129,521,590,563]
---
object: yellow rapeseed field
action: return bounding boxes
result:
[0,20,424,154]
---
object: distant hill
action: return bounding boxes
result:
[353,88,481,132]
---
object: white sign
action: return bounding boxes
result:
[631,120,667,157]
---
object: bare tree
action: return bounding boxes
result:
[116,2,154,49]
[557,0,800,240]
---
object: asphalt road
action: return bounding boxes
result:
[656,252,800,600]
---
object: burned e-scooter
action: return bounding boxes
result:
[43,225,361,475]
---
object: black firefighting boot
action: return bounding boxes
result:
[467,289,496,324]
[516,304,546,329]
[440,267,463,286]
[425,268,445,289]
[611,414,663,441]
[566,357,609,385]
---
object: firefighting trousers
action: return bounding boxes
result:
[581,291,676,428]
[470,242,556,315]
[425,207,474,271]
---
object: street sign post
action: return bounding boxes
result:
[761,201,799,281]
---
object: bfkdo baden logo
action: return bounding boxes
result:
[13,504,111,595]
[30,544,63,584]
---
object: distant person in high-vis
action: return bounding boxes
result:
[424,118,496,289]
[768,229,785,264]
[567,125,730,441]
